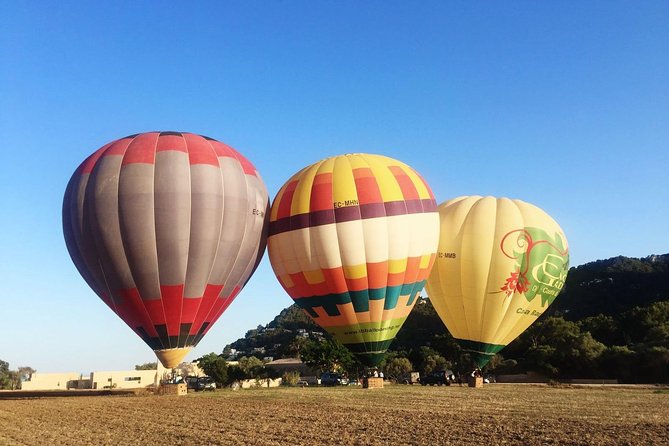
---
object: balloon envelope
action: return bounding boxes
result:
[425,196,569,368]
[63,131,268,368]
[267,153,440,366]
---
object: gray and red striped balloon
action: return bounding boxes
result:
[63,131,268,368]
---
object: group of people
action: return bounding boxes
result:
[368,370,384,379]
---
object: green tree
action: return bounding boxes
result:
[197,353,228,386]
[414,347,450,375]
[237,356,265,379]
[600,346,636,382]
[0,360,10,389]
[281,371,301,386]
[286,336,309,357]
[135,362,158,370]
[300,339,358,374]
[636,346,669,383]
[383,357,413,381]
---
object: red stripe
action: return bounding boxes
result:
[156,134,187,153]
[122,132,158,165]
[188,284,223,335]
[277,180,298,219]
[209,139,236,158]
[366,262,389,289]
[417,173,436,200]
[389,166,420,200]
[310,173,333,212]
[102,137,133,157]
[144,299,166,325]
[207,286,241,325]
[181,297,201,323]
[287,273,314,299]
[160,285,184,336]
[354,172,383,205]
[183,133,219,166]
[80,145,108,174]
[209,140,257,175]
[117,288,159,337]
[322,268,348,295]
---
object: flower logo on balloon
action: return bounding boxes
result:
[501,270,530,298]
[497,227,569,305]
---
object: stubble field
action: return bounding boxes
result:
[1,384,668,445]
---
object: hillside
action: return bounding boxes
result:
[224,254,669,381]
[549,254,669,319]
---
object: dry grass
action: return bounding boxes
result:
[1,384,668,445]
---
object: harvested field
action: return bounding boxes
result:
[1,384,668,445]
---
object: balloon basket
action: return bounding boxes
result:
[158,383,187,396]
[468,377,483,388]
[363,377,384,389]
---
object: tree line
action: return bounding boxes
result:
[220,254,668,383]
[0,360,35,390]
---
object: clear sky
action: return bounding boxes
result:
[1,1,667,373]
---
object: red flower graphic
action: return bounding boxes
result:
[501,270,530,298]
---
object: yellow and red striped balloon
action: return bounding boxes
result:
[268,154,440,366]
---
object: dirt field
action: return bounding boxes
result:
[1,384,668,445]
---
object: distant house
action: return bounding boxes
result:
[265,358,317,377]
[20,363,170,391]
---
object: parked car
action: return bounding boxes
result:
[296,380,309,387]
[320,372,348,386]
[398,372,421,385]
[420,370,453,386]
[196,377,216,391]
[185,376,200,391]
[185,376,216,392]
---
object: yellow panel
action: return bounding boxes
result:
[332,155,358,206]
[427,196,480,340]
[343,263,367,280]
[362,154,404,202]
[269,184,286,221]
[401,165,432,200]
[347,153,373,170]
[303,269,325,285]
[278,274,294,288]
[419,254,432,269]
[269,166,307,221]
[479,198,525,342]
[290,162,321,215]
[388,258,408,274]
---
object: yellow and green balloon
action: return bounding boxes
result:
[267,154,440,366]
[425,196,569,368]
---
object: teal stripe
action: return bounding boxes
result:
[294,281,424,317]
[406,280,426,306]
[353,352,386,367]
[456,339,506,368]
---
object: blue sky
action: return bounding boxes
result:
[1,1,667,372]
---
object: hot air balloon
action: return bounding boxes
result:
[425,196,569,369]
[63,131,268,368]
[267,153,440,367]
